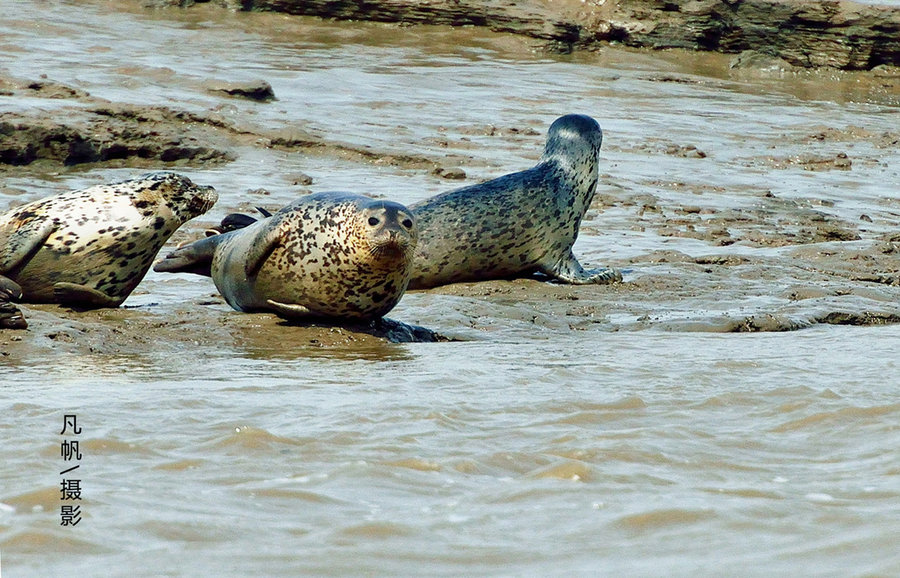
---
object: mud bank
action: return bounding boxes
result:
[0,74,467,174]
[196,0,900,71]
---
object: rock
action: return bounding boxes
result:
[241,0,579,43]
[365,318,448,343]
[289,171,314,186]
[729,50,794,72]
[236,0,900,71]
[204,79,276,102]
[765,152,854,171]
[433,167,467,180]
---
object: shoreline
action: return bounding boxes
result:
[207,0,900,71]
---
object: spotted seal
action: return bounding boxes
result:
[0,172,217,328]
[154,192,417,321]
[407,114,621,289]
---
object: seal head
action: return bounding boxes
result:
[407,114,621,289]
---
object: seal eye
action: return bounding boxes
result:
[402,219,413,229]
[368,216,380,227]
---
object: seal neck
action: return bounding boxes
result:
[540,147,599,185]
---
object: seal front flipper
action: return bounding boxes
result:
[579,267,623,284]
[53,282,123,308]
[243,225,283,277]
[153,234,225,277]
[266,299,314,320]
[542,250,622,285]
[0,221,56,272]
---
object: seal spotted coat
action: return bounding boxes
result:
[154,192,417,321]
[407,114,621,289]
[0,172,217,328]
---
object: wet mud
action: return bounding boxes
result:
[0,74,452,172]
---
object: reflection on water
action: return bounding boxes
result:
[2,0,900,576]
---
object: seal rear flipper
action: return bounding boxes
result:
[0,220,56,272]
[266,299,314,320]
[205,207,273,236]
[0,275,23,302]
[0,301,27,330]
[153,235,223,276]
[542,251,622,285]
[53,282,124,308]
[207,212,261,236]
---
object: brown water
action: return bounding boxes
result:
[2,1,900,576]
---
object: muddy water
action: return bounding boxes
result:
[2,0,900,575]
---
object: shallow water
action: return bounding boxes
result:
[2,0,900,576]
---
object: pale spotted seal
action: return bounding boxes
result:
[407,114,622,289]
[0,172,217,328]
[154,192,417,321]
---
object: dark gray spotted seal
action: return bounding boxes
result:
[0,172,217,328]
[407,114,621,290]
[154,192,418,321]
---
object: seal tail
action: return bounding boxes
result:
[153,235,225,277]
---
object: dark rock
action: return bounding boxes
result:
[240,0,578,43]
[817,311,900,326]
[204,79,276,102]
[726,314,810,332]
[0,302,27,330]
[366,318,449,343]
